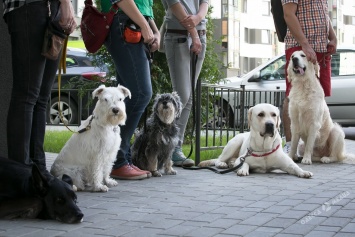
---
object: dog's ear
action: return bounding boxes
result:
[247,106,253,129]
[314,62,320,78]
[92,85,105,99]
[172,91,183,118]
[31,164,49,197]
[286,61,293,83]
[276,112,281,130]
[62,174,74,186]
[117,85,131,99]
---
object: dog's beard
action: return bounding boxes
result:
[157,103,176,124]
[106,112,126,126]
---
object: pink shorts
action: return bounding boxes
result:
[285,46,332,97]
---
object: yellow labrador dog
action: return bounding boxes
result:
[287,50,353,164]
[199,103,313,178]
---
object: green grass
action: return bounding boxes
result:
[44,130,73,153]
[44,130,225,161]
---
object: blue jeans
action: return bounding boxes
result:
[164,32,206,146]
[5,1,60,172]
[104,13,152,169]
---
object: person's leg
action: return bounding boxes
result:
[104,14,152,179]
[164,33,206,166]
[6,2,50,167]
[282,97,292,152]
[316,52,332,97]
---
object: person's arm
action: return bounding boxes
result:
[283,3,317,63]
[115,0,154,44]
[327,20,337,55]
[180,2,208,29]
[148,19,160,52]
[169,2,201,54]
[58,0,77,34]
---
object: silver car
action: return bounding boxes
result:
[217,45,355,127]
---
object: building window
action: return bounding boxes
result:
[242,0,247,13]
[262,0,270,16]
[261,29,271,44]
[244,28,271,45]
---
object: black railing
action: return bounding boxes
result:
[194,83,286,164]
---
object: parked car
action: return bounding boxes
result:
[215,45,355,127]
[47,48,108,125]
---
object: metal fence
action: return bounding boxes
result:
[48,84,286,165]
[194,82,286,164]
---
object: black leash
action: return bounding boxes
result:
[182,156,246,174]
[183,149,253,174]
[186,51,198,159]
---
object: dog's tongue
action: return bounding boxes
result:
[296,66,305,75]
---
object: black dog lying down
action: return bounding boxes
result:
[0,157,83,223]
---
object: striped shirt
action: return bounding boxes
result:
[282,0,330,53]
[3,0,25,16]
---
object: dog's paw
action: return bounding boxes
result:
[72,185,78,192]
[92,185,109,192]
[320,157,331,163]
[165,169,177,175]
[105,178,118,187]
[301,157,312,165]
[152,171,163,177]
[215,161,229,169]
[237,167,249,176]
[299,171,313,178]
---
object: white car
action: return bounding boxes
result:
[215,45,355,128]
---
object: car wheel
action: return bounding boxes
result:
[204,99,234,128]
[47,95,78,125]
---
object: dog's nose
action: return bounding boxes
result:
[265,122,274,133]
[292,57,299,66]
[112,108,119,114]
[163,101,167,105]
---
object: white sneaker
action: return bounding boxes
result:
[283,142,291,154]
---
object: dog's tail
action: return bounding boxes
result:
[198,159,218,167]
[341,153,355,164]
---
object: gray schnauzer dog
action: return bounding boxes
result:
[132,92,182,177]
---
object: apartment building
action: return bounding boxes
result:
[209,0,355,78]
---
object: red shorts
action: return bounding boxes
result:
[285,46,332,97]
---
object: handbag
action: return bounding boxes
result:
[80,0,119,53]
[42,22,67,60]
[42,0,67,60]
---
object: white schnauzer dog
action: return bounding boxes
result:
[51,85,131,192]
[132,92,182,177]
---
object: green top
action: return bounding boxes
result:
[101,0,154,18]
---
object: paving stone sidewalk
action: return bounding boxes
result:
[1,140,355,237]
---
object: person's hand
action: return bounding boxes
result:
[140,24,155,45]
[190,37,202,54]
[180,15,201,29]
[149,33,160,52]
[59,0,77,34]
[326,39,337,56]
[301,45,317,64]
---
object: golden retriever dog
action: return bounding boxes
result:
[287,50,355,164]
[199,103,313,178]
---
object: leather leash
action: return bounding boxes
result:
[57,36,81,133]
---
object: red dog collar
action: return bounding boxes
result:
[249,144,281,157]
